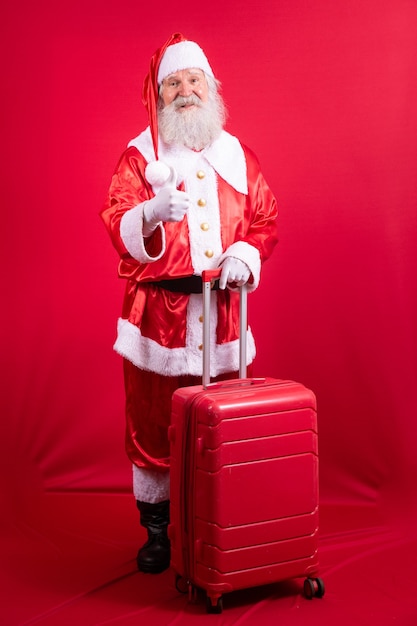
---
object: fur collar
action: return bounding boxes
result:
[128,127,248,195]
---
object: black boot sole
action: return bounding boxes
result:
[137,559,170,574]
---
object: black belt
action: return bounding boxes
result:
[151,275,220,294]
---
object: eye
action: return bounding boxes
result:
[165,78,179,88]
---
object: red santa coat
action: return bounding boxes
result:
[101,128,278,379]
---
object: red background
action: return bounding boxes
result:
[2,0,417,624]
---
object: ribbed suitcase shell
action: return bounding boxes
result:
[169,376,320,610]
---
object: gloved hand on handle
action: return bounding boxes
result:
[143,166,191,237]
[219,257,251,290]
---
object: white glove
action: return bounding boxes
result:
[143,166,191,236]
[219,257,251,290]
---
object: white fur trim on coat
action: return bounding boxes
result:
[120,202,166,263]
[204,133,248,195]
[114,306,256,379]
[220,241,261,291]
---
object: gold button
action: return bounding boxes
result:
[205,249,214,258]
[200,222,209,231]
[198,344,203,351]
[197,198,207,207]
[197,170,205,179]
[199,315,204,323]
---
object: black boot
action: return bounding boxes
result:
[136,500,170,574]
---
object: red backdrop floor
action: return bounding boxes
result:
[2,493,416,625]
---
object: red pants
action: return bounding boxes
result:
[123,359,249,471]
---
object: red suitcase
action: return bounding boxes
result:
[168,270,324,613]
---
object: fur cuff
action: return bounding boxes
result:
[132,465,170,503]
[120,202,165,263]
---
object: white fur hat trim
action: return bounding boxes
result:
[157,41,214,84]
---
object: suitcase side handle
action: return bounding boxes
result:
[202,268,248,389]
[205,377,266,392]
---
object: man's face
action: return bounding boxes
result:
[161,68,209,109]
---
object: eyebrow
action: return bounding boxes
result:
[164,69,204,82]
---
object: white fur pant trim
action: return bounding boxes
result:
[132,465,170,503]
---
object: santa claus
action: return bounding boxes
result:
[101,33,278,573]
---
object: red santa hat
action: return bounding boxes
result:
[142,33,214,160]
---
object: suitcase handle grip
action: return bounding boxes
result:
[202,269,248,389]
[202,268,222,284]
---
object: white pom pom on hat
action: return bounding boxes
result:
[145,160,171,186]
[157,40,214,84]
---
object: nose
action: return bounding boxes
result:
[178,80,193,97]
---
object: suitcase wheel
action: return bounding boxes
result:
[175,575,199,604]
[206,594,223,614]
[303,577,325,599]
[174,574,188,594]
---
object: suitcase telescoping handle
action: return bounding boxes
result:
[202,268,248,388]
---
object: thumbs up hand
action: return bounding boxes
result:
[143,166,190,236]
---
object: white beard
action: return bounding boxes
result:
[158,90,226,151]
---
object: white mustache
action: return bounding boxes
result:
[174,95,202,109]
